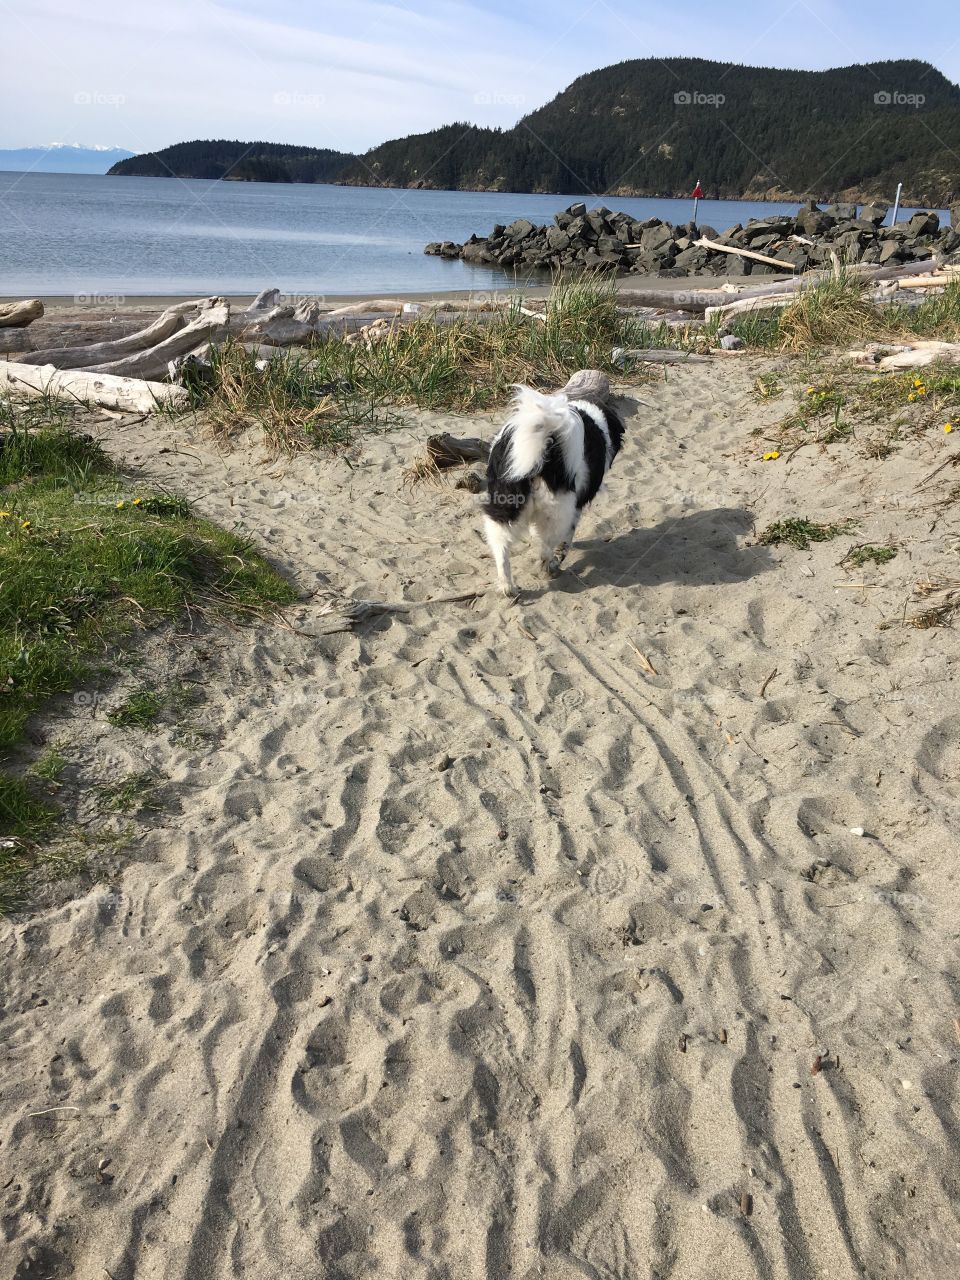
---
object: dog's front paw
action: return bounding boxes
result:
[496,581,519,598]
[539,555,563,577]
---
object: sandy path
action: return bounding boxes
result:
[2,360,959,1279]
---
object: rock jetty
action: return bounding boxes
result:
[425,201,960,277]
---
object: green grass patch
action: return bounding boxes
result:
[841,544,898,568]
[758,517,858,550]
[97,771,162,814]
[0,402,297,902]
[108,687,165,729]
[31,749,68,783]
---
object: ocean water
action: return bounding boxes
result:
[0,170,947,298]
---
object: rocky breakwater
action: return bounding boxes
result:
[425,200,960,278]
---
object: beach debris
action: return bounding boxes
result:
[847,338,960,371]
[629,643,658,675]
[404,433,491,486]
[305,588,479,634]
[719,1028,728,1044]
[811,1054,824,1075]
[694,235,796,271]
[849,826,866,837]
[18,296,221,371]
[740,1191,753,1217]
[883,575,960,628]
[759,668,779,698]
[561,368,611,404]
[0,298,43,328]
[612,346,711,367]
[0,329,35,355]
[0,360,188,412]
[678,1033,688,1053]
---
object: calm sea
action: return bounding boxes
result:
[0,170,946,298]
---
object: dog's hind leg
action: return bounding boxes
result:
[483,517,517,596]
[537,492,579,576]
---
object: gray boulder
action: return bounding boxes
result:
[796,209,834,236]
[859,204,888,225]
[907,211,939,237]
[505,218,535,241]
[641,223,675,252]
[825,202,857,220]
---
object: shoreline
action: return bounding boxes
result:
[2,276,762,310]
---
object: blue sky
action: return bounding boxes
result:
[1,0,957,153]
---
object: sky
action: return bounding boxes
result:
[1,0,958,154]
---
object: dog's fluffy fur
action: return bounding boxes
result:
[481,385,626,594]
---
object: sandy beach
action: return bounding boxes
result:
[2,353,960,1279]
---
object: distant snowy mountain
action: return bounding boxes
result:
[0,145,135,174]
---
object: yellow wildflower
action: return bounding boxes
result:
[763,450,781,461]
[132,497,142,506]
[0,511,9,519]
[806,387,817,395]
[20,520,30,529]
[908,393,916,402]
[946,423,955,433]
[116,500,125,509]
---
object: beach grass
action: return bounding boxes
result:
[0,398,296,904]
[732,275,960,354]
[195,276,654,449]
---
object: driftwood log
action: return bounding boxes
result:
[88,303,230,380]
[694,237,797,271]
[847,339,960,371]
[0,360,188,411]
[18,298,222,370]
[613,347,711,365]
[0,330,34,354]
[0,299,43,328]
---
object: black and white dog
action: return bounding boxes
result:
[481,385,625,595]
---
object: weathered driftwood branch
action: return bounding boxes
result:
[613,347,711,365]
[705,294,797,324]
[694,237,796,271]
[847,340,960,371]
[20,297,226,371]
[88,303,231,380]
[0,360,188,411]
[306,589,479,634]
[0,330,34,354]
[0,299,43,328]
[562,369,611,403]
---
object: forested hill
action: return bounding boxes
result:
[340,58,960,204]
[107,60,960,203]
[107,140,356,183]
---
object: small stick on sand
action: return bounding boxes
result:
[760,667,779,698]
[740,1191,753,1217]
[953,1017,960,1046]
[629,642,658,675]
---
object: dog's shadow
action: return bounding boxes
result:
[555,506,774,591]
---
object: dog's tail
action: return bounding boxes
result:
[500,384,576,480]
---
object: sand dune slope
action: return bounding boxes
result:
[3,361,960,1279]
